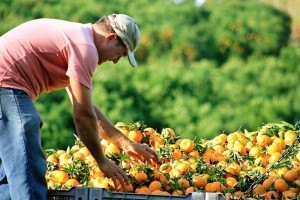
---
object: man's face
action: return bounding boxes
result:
[98,34,128,65]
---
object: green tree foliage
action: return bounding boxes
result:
[207,1,291,63]
[0,0,298,149]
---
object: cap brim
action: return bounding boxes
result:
[127,50,137,67]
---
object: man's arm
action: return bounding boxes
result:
[66,78,128,187]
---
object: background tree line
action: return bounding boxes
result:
[1,0,299,150]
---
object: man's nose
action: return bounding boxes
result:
[113,57,121,64]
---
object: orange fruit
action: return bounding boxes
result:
[257,135,272,147]
[284,130,297,146]
[192,176,207,188]
[204,183,212,192]
[172,148,182,160]
[178,178,190,189]
[169,168,182,178]
[188,150,200,158]
[227,133,238,144]
[119,183,134,192]
[78,146,91,157]
[284,169,299,182]
[47,154,58,164]
[252,184,266,196]
[150,135,165,149]
[128,129,143,143]
[268,152,281,165]
[64,178,80,188]
[149,180,162,192]
[225,177,238,188]
[49,170,69,184]
[266,143,282,155]
[180,139,194,153]
[185,186,194,195]
[249,146,263,157]
[274,178,289,193]
[135,172,148,183]
[282,191,297,199]
[264,191,279,200]
[161,128,175,140]
[210,181,225,192]
[105,143,121,155]
[262,178,274,189]
[172,189,183,196]
[136,187,152,194]
[72,151,85,160]
[143,127,156,135]
[175,162,189,175]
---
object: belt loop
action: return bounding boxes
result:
[0,98,2,120]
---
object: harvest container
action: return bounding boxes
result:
[47,187,226,200]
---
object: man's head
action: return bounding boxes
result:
[96,14,141,67]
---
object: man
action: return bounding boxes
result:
[0,14,158,200]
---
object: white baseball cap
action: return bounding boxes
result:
[108,14,141,67]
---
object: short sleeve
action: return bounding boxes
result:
[65,43,98,89]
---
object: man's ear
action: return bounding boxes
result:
[106,33,118,40]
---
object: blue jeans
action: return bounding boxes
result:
[0,88,47,200]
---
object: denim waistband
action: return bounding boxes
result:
[0,87,28,96]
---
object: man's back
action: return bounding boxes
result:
[0,18,98,101]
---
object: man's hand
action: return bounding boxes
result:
[122,141,159,164]
[98,157,129,189]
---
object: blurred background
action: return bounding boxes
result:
[1,0,299,150]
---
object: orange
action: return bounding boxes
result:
[178,178,190,189]
[249,146,263,157]
[264,191,279,200]
[78,146,91,157]
[64,178,80,188]
[128,129,143,143]
[47,154,58,164]
[268,152,281,165]
[252,184,266,196]
[169,168,182,178]
[266,143,282,155]
[188,150,200,158]
[135,172,148,183]
[143,127,156,135]
[284,130,297,146]
[119,183,134,192]
[49,170,69,184]
[257,135,272,147]
[185,186,194,195]
[161,128,175,140]
[274,178,289,193]
[192,175,207,188]
[225,177,238,188]
[282,191,297,199]
[150,135,165,149]
[172,148,182,160]
[175,162,189,175]
[172,189,183,196]
[149,180,162,192]
[136,187,151,194]
[262,178,274,189]
[210,181,225,192]
[105,143,121,155]
[179,139,194,153]
[272,138,286,150]
[204,183,212,192]
[72,151,85,161]
[227,133,238,144]
[284,169,299,182]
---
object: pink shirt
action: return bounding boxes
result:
[0,18,98,101]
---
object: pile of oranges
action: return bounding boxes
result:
[46,121,300,199]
